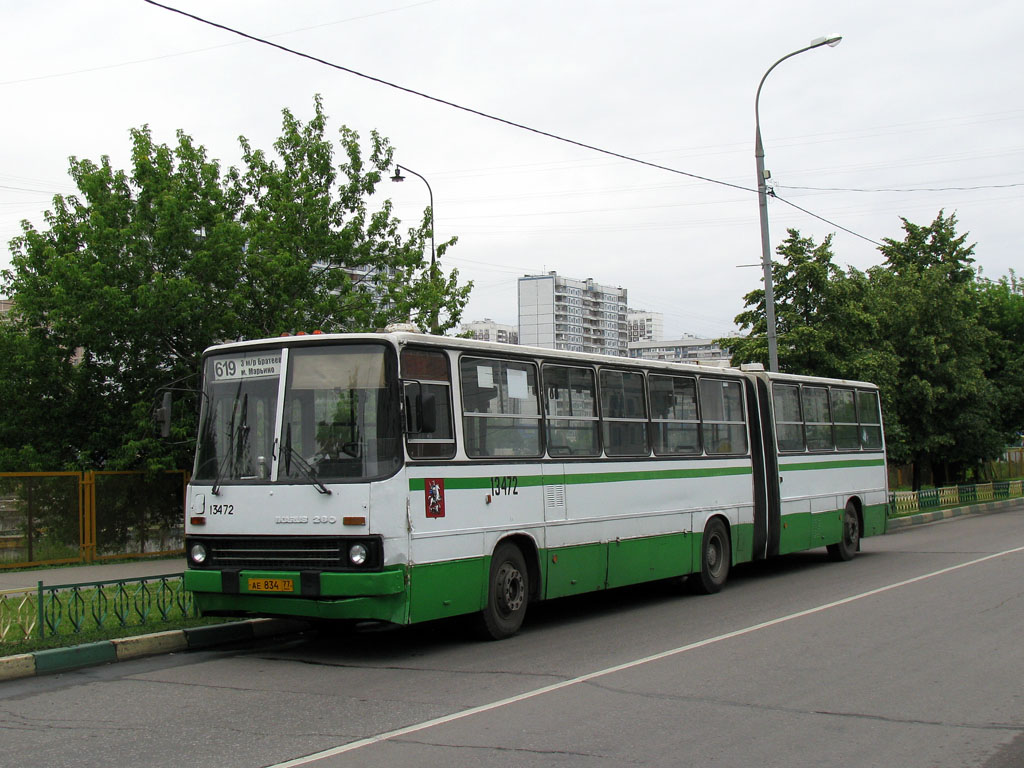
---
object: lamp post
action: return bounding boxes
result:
[755,34,841,372]
[390,164,439,333]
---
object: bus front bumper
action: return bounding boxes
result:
[185,567,408,623]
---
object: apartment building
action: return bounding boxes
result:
[460,318,519,345]
[518,272,628,356]
[626,310,664,342]
[627,336,731,365]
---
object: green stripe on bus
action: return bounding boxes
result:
[779,458,886,472]
[409,464,751,491]
[409,475,547,491]
[562,466,751,485]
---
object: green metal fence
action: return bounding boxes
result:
[0,573,194,645]
[889,480,1024,517]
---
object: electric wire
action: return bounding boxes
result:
[770,193,883,246]
[141,0,757,196]
[0,1,442,87]
[142,0,902,248]
[775,182,1024,193]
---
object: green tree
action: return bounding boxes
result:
[871,212,999,487]
[227,95,469,336]
[726,229,881,379]
[725,213,1016,490]
[975,271,1024,453]
[1,97,471,472]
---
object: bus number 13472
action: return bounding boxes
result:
[491,476,518,496]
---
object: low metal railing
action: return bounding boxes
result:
[0,573,194,645]
[888,480,1024,517]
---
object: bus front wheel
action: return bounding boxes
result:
[693,518,730,594]
[478,542,529,640]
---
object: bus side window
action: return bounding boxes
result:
[857,390,883,449]
[831,388,859,450]
[401,348,456,459]
[649,374,701,456]
[599,369,649,456]
[772,383,804,452]
[543,364,599,457]
[803,386,834,451]
[460,357,542,458]
[701,378,747,455]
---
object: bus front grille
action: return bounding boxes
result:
[188,535,382,571]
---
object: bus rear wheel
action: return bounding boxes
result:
[478,542,529,640]
[692,518,730,594]
[827,503,860,562]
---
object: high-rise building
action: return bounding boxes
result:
[627,336,731,365]
[626,310,664,342]
[518,272,628,356]
[460,318,519,345]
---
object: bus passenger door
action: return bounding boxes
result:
[747,378,781,559]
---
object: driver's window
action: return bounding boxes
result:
[401,347,456,459]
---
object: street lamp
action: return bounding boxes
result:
[390,164,439,333]
[755,34,842,372]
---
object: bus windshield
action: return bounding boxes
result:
[193,343,402,486]
[281,345,401,483]
[194,350,283,484]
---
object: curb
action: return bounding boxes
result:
[886,496,1022,530]
[0,618,307,683]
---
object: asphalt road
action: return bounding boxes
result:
[2,507,1022,768]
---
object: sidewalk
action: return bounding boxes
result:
[0,557,186,593]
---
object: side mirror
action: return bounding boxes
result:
[155,391,173,438]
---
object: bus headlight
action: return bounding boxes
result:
[189,542,208,566]
[348,543,369,566]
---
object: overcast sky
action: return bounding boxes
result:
[1,0,1021,338]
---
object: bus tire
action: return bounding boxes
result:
[693,518,730,594]
[478,542,529,640]
[827,503,860,562]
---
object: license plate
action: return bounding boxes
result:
[247,577,294,593]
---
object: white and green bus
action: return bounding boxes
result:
[182,331,887,639]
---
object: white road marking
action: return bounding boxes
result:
[267,544,1024,767]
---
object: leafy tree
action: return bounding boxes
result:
[1,97,471,472]
[871,212,999,486]
[975,271,1024,453]
[227,95,468,336]
[727,229,882,379]
[725,213,1017,489]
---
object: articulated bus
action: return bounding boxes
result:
[182,331,888,639]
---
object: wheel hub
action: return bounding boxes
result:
[497,564,524,614]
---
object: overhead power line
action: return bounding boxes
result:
[144,0,889,246]
[776,181,1024,194]
[142,0,755,195]
[770,193,882,246]
[1,1,442,87]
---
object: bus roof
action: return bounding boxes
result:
[201,331,879,390]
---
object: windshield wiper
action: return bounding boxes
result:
[212,390,246,496]
[281,423,332,495]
